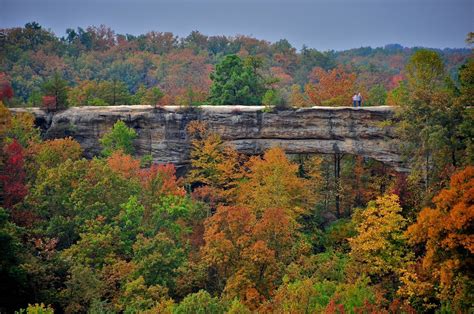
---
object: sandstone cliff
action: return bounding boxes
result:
[10,105,405,171]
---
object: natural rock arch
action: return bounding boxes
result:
[10,105,405,171]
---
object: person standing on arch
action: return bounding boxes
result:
[357,92,363,107]
[352,93,358,107]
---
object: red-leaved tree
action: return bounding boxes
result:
[41,95,57,111]
[0,72,14,101]
[0,140,28,209]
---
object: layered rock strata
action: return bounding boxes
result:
[10,105,405,171]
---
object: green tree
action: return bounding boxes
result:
[117,196,145,254]
[119,276,168,313]
[262,89,283,109]
[141,86,164,106]
[130,84,147,105]
[27,137,82,171]
[150,195,201,241]
[15,303,54,314]
[60,264,104,313]
[365,84,387,106]
[458,58,474,107]
[98,80,131,106]
[405,50,445,92]
[28,158,139,248]
[387,81,409,106]
[208,55,267,105]
[61,218,122,269]
[42,72,69,110]
[100,120,137,157]
[271,277,378,314]
[314,279,377,313]
[173,290,224,314]
[67,79,132,106]
[132,233,186,290]
[457,58,474,164]
[270,279,319,313]
[397,49,467,198]
[0,208,30,312]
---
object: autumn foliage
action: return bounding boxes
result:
[0,115,472,312]
[305,65,357,106]
[237,147,314,217]
[1,26,473,312]
[402,166,473,310]
[139,163,185,202]
[27,137,82,169]
[202,205,304,309]
[349,194,408,281]
[0,140,27,209]
[186,121,244,205]
[41,95,57,111]
[0,101,12,139]
[0,73,14,101]
[107,150,141,179]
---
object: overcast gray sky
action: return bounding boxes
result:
[1,0,472,51]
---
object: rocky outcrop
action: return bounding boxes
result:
[10,105,405,171]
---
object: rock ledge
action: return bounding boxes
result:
[10,105,405,171]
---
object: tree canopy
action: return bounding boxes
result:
[0,23,472,314]
[208,55,268,105]
[100,120,137,157]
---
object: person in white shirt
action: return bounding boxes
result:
[352,93,358,107]
[357,92,363,107]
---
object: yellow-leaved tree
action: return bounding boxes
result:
[236,147,314,218]
[348,194,409,284]
[186,120,244,205]
[289,84,312,108]
[0,101,12,141]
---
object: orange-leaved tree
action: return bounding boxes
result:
[400,166,473,312]
[139,163,185,208]
[304,65,356,106]
[27,137,82,170]
[201,205,306,310]
[106,150,141,180]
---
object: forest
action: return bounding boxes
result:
[0,23,472,108]
[0,23,473,313]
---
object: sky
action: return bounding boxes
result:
[1,0,473,51]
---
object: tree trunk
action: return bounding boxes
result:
[425,151,430,192]
[334,153,342,218]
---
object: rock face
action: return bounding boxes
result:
[10,105,405,171]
